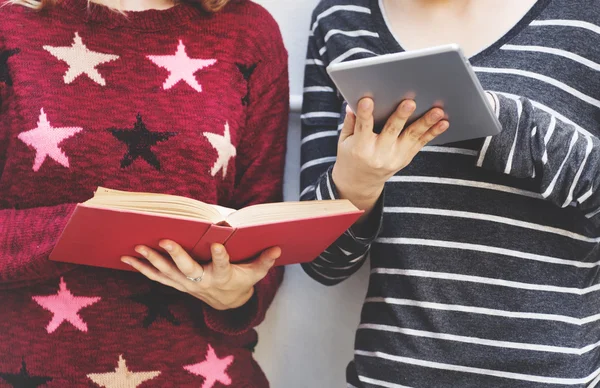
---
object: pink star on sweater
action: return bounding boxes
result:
[18,108,83,172]
[32,277,101,334]
[147,40,216,92]
[184,345,234,388]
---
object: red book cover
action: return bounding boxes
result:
[49,204,362,269]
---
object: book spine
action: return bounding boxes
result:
[190,224,234,261]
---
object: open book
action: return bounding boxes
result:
[50,187,363,270]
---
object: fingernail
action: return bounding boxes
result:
[346,104,352,114]
[402,101,414,113]
[431,111,442,120]
[121,258,132,266]
[136,247,147,257]
[359,99,372,110]
[213,245,223,254]
[164,244,173,252]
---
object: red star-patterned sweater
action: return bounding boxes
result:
[0,0,289,386]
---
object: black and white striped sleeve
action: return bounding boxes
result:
[299,9,342,204]
[299,11,382,285]
[478,92,600,226]
[301,166,383,285]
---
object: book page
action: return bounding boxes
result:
[86,187,231,223]
[226,200,359,227]
[213,204,237,220]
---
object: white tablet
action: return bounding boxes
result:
[326,44,501,145]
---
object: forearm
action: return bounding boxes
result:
[301,168,382,285]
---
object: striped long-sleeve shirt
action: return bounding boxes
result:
[300,0,600,387]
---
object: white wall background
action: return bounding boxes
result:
[251,1,371,387]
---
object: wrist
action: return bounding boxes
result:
[191,286,255,310]
[235,286,255,309]
[332,163,383,205]
[220,287,255,311]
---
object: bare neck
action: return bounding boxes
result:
[382,0,538,57]
[90,0,176,11]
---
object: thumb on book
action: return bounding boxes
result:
[211,243,231,273]
[248,246,281,282]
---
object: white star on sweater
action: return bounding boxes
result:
[147,40,216,92]
[203,122,236,179]
[87,355,161,388]
[44,32,119,86]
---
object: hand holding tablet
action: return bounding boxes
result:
[326,44,501,145]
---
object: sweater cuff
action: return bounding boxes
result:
[319,166,384,244]
[203,266,284,335]
[348,191,384,244]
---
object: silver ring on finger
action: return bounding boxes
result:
[185,264,205,283]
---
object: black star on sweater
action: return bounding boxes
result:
[108,113,176,171]
[244,338,259,353]
[236,63,258,106]
[0,48,20,88]
[130,283,181,328]
[241,92,251,107]
[237,63,257,81]
[0,359,52,388]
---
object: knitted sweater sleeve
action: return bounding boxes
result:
[0,205,78,287]
[0,38,78,288]
[202,13,289,335]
